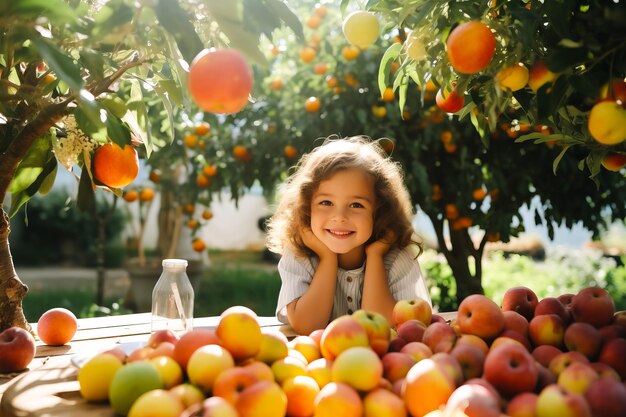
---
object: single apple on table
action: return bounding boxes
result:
[457,294,505,340]
[501,286,539,321]
[535,384,591,417]
[0,326,36,373]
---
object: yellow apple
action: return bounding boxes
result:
[255,332,289,364]
[363,387,407,417]
[235,380,287,417]
[331,346,383,391]
[391,298,432,328]
[314,382,363,417]
[320,315,370,360]
[352,309,392,356]
[187,344,235,393]
[128,389,184,417]
[588,100,626,145]
[282,375,320,417]
[149,355,183,389]
[216,306,262,362]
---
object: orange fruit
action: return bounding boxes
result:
[270,79,283,90]
[184,203,195,214]
[184,133,198,149]
[495,63,529,92]
[195,122,211,136]
[528,60,559,93]
[371,105,387,118]
[92,142,139,189]
[344,73,359,87]
[306,15,321,29]
[342,45,360,61]
[436,83,465,113]
[314,4,327,17]
[124,189,139,202]
[440,131,453,144]
[447,21,496,74]
[472,188,487,201]
[445,203,459,220]
[233,145,252,161]
[444,143,458,153]
[203,164,218,177]
[139,187,155,202]
[486,232,501,242]
[149,170,162,184]
[188,48,253,114]
[305,97,321,112]
[380,138,394,154]
[201,209,214,220]
[284,145,298,159]
[325,75,338,88]
[313,63,328,75]
[187,219,198,229]
[196,174,210,188]
[382,87,396,102]
[601,154,626,172]
[192,238,206,252]
[432,184,442,201]
[451,217,473,230]
[588,101,626,145]
[37,308,78,345]
[300,47,317,63]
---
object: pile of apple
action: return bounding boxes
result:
[73,287,625,417]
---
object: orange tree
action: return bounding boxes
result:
[207,1,625,308]
[0,0,301,331]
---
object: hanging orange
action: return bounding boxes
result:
[447,21,496,74]
[92,143,139,189]
[188,49,253,114]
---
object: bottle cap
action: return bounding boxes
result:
[162,259,188,269]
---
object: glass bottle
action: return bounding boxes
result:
[151,259,194,334]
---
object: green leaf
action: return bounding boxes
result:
[32,36,83,91]
[105,111,131,147]
[9,135,52,193]
[552,145,571,174]
[8,153,57,217]
[38,164,58,196]
[262,0,304,41]
[100,95,128,119]
[378,43,401,97]
[77,167,96,214]
[155,0,205,65]
[4,0,77,23]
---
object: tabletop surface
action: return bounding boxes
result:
[0,311,457,416]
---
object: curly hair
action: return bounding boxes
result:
[266,136,421,258]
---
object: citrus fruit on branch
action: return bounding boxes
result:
[188,48,253,114]
[92,142,139,189]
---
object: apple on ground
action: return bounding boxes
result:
[381,351,417,383]
[563,322,602,360]
[557,361,598,394]
[506,392,538,417]
[450,343,485,381]
[331,346,383,392]
[584,377,626,417]
[313,382,363,417]
[0,327,36,373]
[363,387,407,417]
[570,287,615,328]
[483,343,538,398]
[351,309,391,356]
[457,294,505,340]
[501,286,539,321]
[391,298,432,328]
[403,358,456,417]
[235,380,287,417]
[529,314,565,348]
[281,375,320,417]
[422,322,457,353]
[319,315,370,361]
[443,383,501,417]
[400,341,433,362]
[535,384,591,417]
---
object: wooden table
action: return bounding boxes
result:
[0,313,294,417]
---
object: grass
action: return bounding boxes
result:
[21,250,281,322]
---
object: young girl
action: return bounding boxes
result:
[266,136,431,335]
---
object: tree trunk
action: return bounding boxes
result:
[427,212,487,307]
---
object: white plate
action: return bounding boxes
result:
[70,341,145,368]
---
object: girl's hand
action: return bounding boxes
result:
[366,230,395,257]
[301,227,335,259]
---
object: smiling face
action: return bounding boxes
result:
[310,168,376,268]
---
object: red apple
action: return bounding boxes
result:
[534,297,570,325]
[422,322,457,353]
[396,319,427,344]
[388,336,408,352]
[535,362,557,393]
[431,352,463,386]
[502,310,530,338]
[483,343,538,398]
[584,377,626,417]
[381,351,417,383]
[362,387,406,417]
[548,351,589,378]
[497,330,532,351]
[613,310,626,329]
[450,343,485,381]
[529,314,565,348]
[147,329,180,348]
[455,334,489,356]
[589,362,621,380]
[598,324,626,344]
[400,341,433,362]
[314,382,363,417]
[532,344,563,368]
[235,380,287,417]
[457,294,505,340]
[0,327,36,373]
[501,286,539,321]
[391,298,432,328]
[213,366,259,404]
[557,362,598,394]
[564,322,602,360]
[403,358,456,417]
[506,392,538,417]
[598,337,626,380]
[570,287,615,328]
[320,315,369,361]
